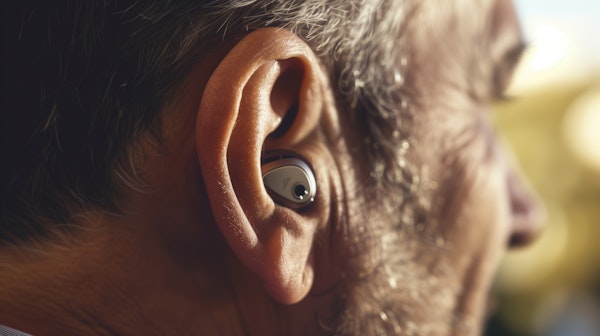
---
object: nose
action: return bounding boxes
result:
[506,168,546,247]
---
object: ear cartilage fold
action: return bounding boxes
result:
[261,157,316,209]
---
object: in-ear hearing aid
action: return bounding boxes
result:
[262,154,317,210]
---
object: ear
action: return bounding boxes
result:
[196,28,329,304]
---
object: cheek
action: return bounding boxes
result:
[443,162,511,267]
[434,106,509,249]
[422,105,513,320]
[436,151,512,320]
[447,114,511,261]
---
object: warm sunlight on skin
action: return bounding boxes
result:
[0,1,553,335]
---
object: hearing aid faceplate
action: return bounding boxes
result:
[261,157,316,209]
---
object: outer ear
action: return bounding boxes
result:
[196,28,329,304]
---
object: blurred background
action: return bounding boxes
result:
[486,1,600,335]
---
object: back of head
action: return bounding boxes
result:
[2,0,405,244]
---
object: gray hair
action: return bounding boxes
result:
[2,0,413,243]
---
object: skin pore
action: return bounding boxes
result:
[0,0,543,335]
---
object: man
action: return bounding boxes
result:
[0,0,543,335]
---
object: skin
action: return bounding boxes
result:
[0,0,543,335]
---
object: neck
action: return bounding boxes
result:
[0,214,336,335]
[0,216,238,335]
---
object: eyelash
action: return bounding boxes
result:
[492,43,528,101]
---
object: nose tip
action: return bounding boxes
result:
[507,170,546,247]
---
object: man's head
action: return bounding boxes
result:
[1,0,543,335]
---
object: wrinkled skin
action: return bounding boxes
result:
[327,1,544,334]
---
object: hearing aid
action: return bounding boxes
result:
[261,154,317,210]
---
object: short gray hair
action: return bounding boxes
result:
[2,0,412,245]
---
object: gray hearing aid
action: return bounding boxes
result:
[261,155,317,210]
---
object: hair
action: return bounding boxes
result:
[1,0,413,244]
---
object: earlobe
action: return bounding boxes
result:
[195,28,328,303]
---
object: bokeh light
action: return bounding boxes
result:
[563,87,600,171]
